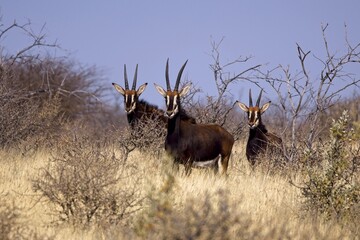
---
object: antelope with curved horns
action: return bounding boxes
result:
[236,89,282,165]
[112,64,196,128]
[154,59,234,175]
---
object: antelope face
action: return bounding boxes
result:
[112,64,147,114]
[237,101,270,129]
[164,91,180,119]
[247,106,261,129]
[154,59,190,119]
[123,90,138,113]
[154,84,191,119]
[112,83,147,114]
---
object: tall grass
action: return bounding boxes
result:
[0,138,357,239]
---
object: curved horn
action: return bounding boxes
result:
[249,89,253,107]
[256,89,263,106]
[165,58,171,91]
[124,64,129,90]
[174,60,188,91]
[132,64,138,90]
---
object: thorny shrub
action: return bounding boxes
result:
[113,116,167,158]
[0,61,63,150]
[300,111,360,226]
[32,133,143,226]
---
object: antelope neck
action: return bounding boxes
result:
[127,111,136,127]
[249,123,268,138]
[167,111,181,137]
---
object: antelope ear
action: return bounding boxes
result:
[112,83,126,96]
[236,101,249,112]
[179,83,191,97]
[137,83,148,96]
[154,83,167,98]
[260,101,271,114]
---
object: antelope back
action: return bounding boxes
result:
[112,64,147,113]
[154,59,191,119]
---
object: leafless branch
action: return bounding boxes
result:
[0,19,58,65]
[258,23,360,162]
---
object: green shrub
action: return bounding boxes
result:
[301,111,360,224]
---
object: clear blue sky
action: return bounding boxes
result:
[2,1,360,106]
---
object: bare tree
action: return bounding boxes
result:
[258,24,360,162]
[184,38,262,140]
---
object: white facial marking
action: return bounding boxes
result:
[169,105,178,118]
[166,96,170,107]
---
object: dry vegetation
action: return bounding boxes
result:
[0,138,358,239]
[0,19,359,239]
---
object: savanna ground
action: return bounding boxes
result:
[0,19,359,239]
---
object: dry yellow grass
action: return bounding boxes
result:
[0,141,356,239]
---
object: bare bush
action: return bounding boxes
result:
[0,19,61,149]
[112,114,167,159]
[0,69,62,150]
[32,133,143,226]
[7,57,108,123]
[0,18,115,149]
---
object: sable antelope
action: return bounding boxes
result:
[112,64,195,129]
[236,90,282,165]
[154,59,234,175]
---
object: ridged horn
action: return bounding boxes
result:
[249,89,253,107]
[256,89,263,107]
[174,60,188,91]
[124,64,129,90]
[132,64,138,90]
[165,58,171,91]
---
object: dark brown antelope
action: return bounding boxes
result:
[236,89,282,165]
[112,64,195,129]
[112,64,167,128]
[154,59,234,175]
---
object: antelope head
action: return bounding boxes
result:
[237,89,271,129]
[154,59,191,119]
[112,64,147,114]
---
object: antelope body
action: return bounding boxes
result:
[237,90,282,165]
[155,59,234,175]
